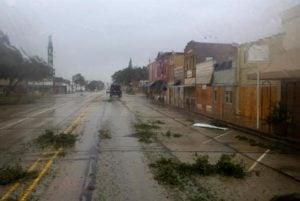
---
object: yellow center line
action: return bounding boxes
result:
[19,147,64,201]
[0,149,52,201]
[18,105,92,201]
[0,97,96,201]
[64,110,89,134]
[0,183,19,201]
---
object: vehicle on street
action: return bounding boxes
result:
[109,84,122,98]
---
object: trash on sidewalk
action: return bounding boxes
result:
[192,123,228,130]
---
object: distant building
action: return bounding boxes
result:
[144,4,300,141]
[183,40,237,112]
[148,52,184,104]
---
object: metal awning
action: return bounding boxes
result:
[182,84,196,87]
[146,81,155,87]
[196,61,214,84]
[149,80,167,91]
[248,69,300,80]
[168,84,195,88]
[174,80,181,86]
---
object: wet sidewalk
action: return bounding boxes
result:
[123,94,300,201]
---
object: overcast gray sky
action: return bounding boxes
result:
[0,0,299,82]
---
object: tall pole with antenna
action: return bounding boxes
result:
[48,35,54,93]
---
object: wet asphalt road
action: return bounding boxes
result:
[0,92,97,166]
[1,92,299,201]
[0,92,168,201]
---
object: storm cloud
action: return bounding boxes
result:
[0,0,299,82]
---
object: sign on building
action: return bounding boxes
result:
[247,44,269,62]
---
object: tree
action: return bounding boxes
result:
[0,34,23,91]
[72,73,86,90]
[86,80,104,91]
[0,31,53,95]
[111,66,148,85]
[22,56,53,81]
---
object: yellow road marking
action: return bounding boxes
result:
[0,183,19,201]
[0,149,52,201]
[0,98,94,201]
[19,147,63,201]
[18,105,91,201]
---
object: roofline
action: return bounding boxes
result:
[186,40,239,47]
[239,33,284,46]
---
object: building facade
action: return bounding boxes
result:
[183,41,238,114]
[145,4,300,141]
[148,52,183,103]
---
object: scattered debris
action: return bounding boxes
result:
[270,193,300,201]
[215,154,246,178]
[149,157,184,186]
[99,129,112,139]
[58,150,66,157]
[186,118,195,123]
[235,135,280,150]
[149,120,165,125]
[4,197,19,201]
[0,164,38,185]
[150,154,246,187]
[35,130,77,149]
[165,130,172,138]
[209,119,227,127]
[150,155,237,201]
[162,130,182,138]
[173,133,182,138]
[193,123,228,130]
[134,122,159,143]
[134,122,160,130]
[87,185,96,191]
[135,129,156,143]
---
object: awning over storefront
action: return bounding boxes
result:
[247,49,300,80]
[146,81,155,87]
[174,80,181,86]
[149,80,167,91]
[182,84,196,87]
[248,69,300,80]
[196,60,214,84]
[168,84,195,88]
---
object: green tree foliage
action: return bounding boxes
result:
[22,56,54,81]
[86,80,104,91]
[72,73,86,86]
[0,31,53,95]
[111,66,148,85]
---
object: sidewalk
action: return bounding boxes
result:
[133,93,300,149]
[123,94,300,201]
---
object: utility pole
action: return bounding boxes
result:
[48,35,53,67]
[48,35,54,93]
[256,69,260,129]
